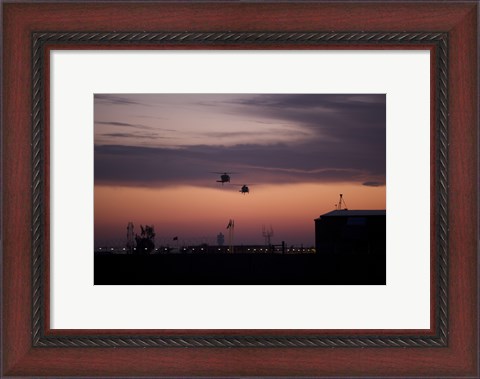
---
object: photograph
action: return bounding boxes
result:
[94,93,386,284]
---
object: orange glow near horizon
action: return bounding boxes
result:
[94,183,385,247]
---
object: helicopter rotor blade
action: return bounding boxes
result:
[209,171,240,174]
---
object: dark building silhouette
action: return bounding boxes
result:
[314,210,386,254]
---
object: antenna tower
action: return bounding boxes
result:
[336,194,348,210]
[262,225,274,246]
[126,222,134,253]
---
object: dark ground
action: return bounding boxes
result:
[94,253,386,285]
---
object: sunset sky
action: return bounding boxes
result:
[94,94,386,247]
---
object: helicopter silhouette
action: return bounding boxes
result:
[232,183,252,195]
[239,185,249,195]
[210,172,237,185]
[211,172,252,195]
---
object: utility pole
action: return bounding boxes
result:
[227,219,235,253]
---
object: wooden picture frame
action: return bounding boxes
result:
[2,1,478,377]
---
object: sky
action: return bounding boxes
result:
[94,94,386,247]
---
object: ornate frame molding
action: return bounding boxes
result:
[31,31,448,348]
